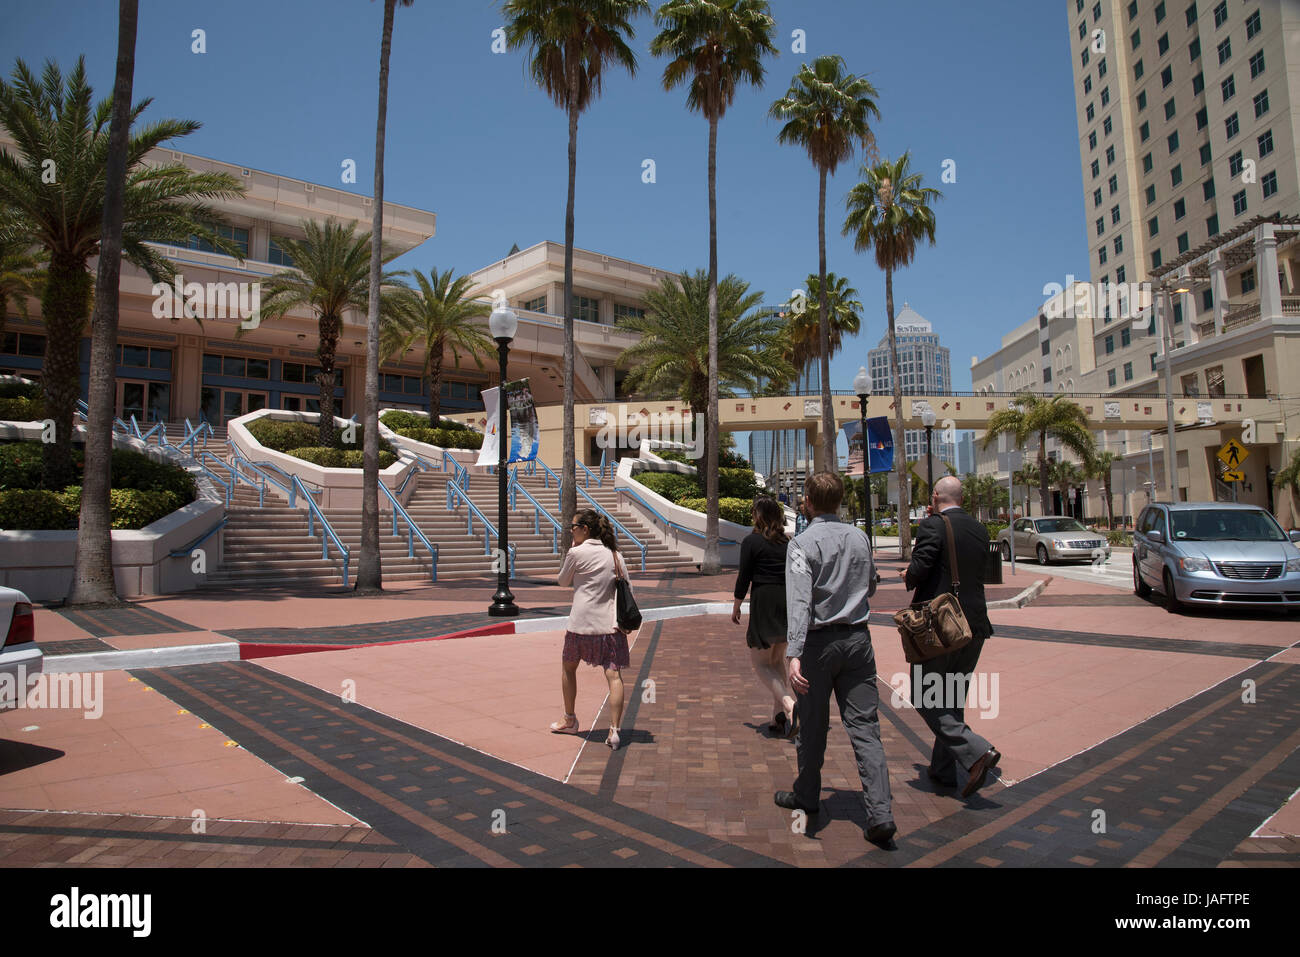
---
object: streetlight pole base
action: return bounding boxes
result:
[488,589,519,617]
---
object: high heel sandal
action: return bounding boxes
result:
[549,713,580,734]
[605,727,621,751]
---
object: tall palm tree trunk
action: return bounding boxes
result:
[357,0,398,593]
[426,345,444,423]
[561,92,578,553]
[885,266,910,559]
[317,315,339,447]
[816,166,834,474]
[702,112,720,574]
[40,254,91,491]
[68,0,138,605]
[1038,429,1050,515]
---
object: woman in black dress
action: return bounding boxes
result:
[731,497,796,738]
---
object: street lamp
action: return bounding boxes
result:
[922,407,937,501]
[1159,278,1190,502]
[488,301,519,618]
[854,366,873,548]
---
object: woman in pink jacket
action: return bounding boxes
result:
[550,509,633,750]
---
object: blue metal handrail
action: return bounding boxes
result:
[396,454,431,497]
[508,469,562,554]
[227,447,291,505]
[446,480,516,577]
[379,480,438,581]
[616,483,743,546]
[293,473,350,587]
[442,450,469,487]
[128,414,168,446]
[198,451,245,507]
[177,419,213,457]
[196,461,232,506]
[167,517,227,558]
[577,458,601,488]
[576,485,646,571]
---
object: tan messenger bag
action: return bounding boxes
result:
[894,513,974,664]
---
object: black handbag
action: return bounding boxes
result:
[613,551,642,632]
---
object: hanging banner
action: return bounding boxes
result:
[866,416,893,474]
[502,378,539,463]
[476,386,500,467]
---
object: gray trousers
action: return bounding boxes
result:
[912,633,992,783]
[792,625,894,829]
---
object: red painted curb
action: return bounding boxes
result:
[237,620,520,660]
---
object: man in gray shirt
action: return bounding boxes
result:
[775,472,896,849]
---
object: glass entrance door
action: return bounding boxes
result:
[201,387,267,426]
[117,379,170,423]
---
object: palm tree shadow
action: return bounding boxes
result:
[0,738,64,775]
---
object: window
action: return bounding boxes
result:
[572,295,600,324]
[1221,75,1235,101]
[1121,328,1132,347]
[1189,38,1200,61]
[1098,57,1108,79]
[1181,372,1200,396]
[1117,265,1127,283]
[1207,213,1219,236]
[1106,144,1116,165]
[1089,130,1098,150]
[267,236,294,267]
[1164,96,1176,119]
[1241,268,1256,294]
[1092,158,1101,178]
[1123,362,1134,382]
[1108,368,1118,387]
[1112,204,1122,224]
[1257,129,1273,157]
[1145,184,1157,203]
[1202,289,1214,311]
[1246,9,1261,38]
[1174,300,1183,324]
[1151,352,1159,372]
[1217,38,1231,64]
[1105,335,1115,354]
[1041,339,1050,356]
[1082,48,1091,68]
[1202,178,1215,200]
[1199,142,1212,165]
[1137,91,1147,112]
[202,353,268,379]
[1192,71,1204,94]
[1103,116,1113,136]
[1084,75,1093,94]
[1101,86,1111,106]
[1166,131,1179,154]
[1097,217,1106,236]
[614,303,645,322]
[1228,150,1244,176]
[1249,51,1265,79]
[1253,89,1269,118]
[1158,34,1170,56]
[1224,113,1239,139]
[1213,1,1227,26]
[1114,235,1124,254]
[1080,20,1088,40]
[380,373,424,396]
[1087,102,1096,121]
[1152,249,1163,268]
[118,345,172,370]
[1170,163,1183,186]
[1155,0,1166,21]
[0,331,46,357]
[1108,173,1119,195]
[175,221,249,257]
[1161,64,1173,88]
[1206,365,1225,398]
[1174,198,1186,220]
[1177,232,1190,253]
[1131,28,1141,49]
[1195,106,1208,130]
[1261,171,1278,199]
[1093,187,1104,207]
[1232,189,1247,215]
[1143,152,1153,173]
[1127,0,1136,16]
[1134,59,1145,81]
[522,294,547,313]
[1186,2,1198,25]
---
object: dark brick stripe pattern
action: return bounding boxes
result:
[131,661,783,868]
[53,606,198,638]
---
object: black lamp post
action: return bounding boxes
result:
[922,408,937,502]
[488,301,519,618]
[853,366,873,548]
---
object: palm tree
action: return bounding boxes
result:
[1274,447,1300,531]
[651,0,776,574]
[67,0,139,606]
[982,392,1096,516]
[0,217,43,343]
[1087,449,1118,528]
[1050,459,1085,517]
[503,0,648,556]
[770,55,878,473]
[0,56,245,489]
[358,0,416,594]
[381,267,494,422]
[783,271,862,373]
[843,152,941,559]
[1013,462,1039,517]
[253,219,405,447]
[617,270,793,431]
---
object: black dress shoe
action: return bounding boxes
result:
[785,706,800,741]
[961,747,1002,799]
[865,821,898,849]
[769,712,787,733]
[773,791,819,814]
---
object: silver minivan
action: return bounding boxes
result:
[1132,502,1300,613]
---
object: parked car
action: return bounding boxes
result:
[1132,502,1300,613]
[996,516,1110,565]
[0,586,39,710]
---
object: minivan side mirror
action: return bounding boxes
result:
[1289,530,1300,544]
[1147,529,1164,543]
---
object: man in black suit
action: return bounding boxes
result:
[900,475,1001,798]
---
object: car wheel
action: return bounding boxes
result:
[1162,568,1183,613]
[1037,543,1051,565]
[1001,540,1012,562]
[1133,561,1151,598]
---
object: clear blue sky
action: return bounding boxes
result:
[4,0,1088,397]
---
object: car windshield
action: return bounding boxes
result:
[1169,509,1286,542]
[1035,519,1087,533]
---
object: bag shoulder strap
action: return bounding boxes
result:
[613,548,626,581]
[941,513,961,592]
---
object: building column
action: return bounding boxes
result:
[1256,223,1282,322]
[1209,250,1228,334]
[1179,268,1199,345]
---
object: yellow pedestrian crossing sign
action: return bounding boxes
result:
[1217,439,1248,469]
[1222,469,1246,482]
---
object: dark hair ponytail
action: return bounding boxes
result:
[576,508,618,551]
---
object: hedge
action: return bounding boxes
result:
[0,488,75,529]
[0,442,196,506]
[0,397,45,421]
[636,471,700,503]
[658,447,750,470]
[284,447,398,469]
[635,466,759,504]
[0,486,185,530]
[676,497,754,525]
[380,410,475,433]
[379,416,483,450]
[246,418,395,456]
[0,380,41,399]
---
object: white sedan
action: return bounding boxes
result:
[0,586,40,710]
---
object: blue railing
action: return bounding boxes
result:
[167,517,227,558]
[508,470,562,554]
[127,414,168,446]
[198,451,241,506]
[576,485,646,571]
[616,484,743,547]
[396,454,431,496]
[293,473,350,587]
[379,481,438,581]
[176,419,213,457]
[446,479,516,577]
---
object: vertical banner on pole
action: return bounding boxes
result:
[866,416,893,474]
[502,378,539,463]
[476,386,500,468]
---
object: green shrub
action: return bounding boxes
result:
[0,441,46,489]
[1106,529,1133,547]
[108,488,183,529]
[0,380,40,399]
[109,449,196,502]
[676,496,755,525]
[380,409,476,433]
[435,428,481,450]
[636,471,701,503]
[284,447,398,469]
[0,488,76,529]
[247,418,394,458]
[718,467,760,500]
[983,521,1009,538]
[0,396,45,421]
